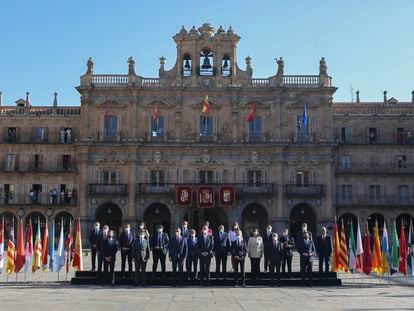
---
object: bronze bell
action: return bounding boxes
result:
[184,59,191,69]
[223,59,229,68]
[201,56,212,69]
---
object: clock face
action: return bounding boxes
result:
[202,77,212,88]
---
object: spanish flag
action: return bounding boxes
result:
[371,221,383,275]
[6,219,15,274]
[41,220,49,270]
[72,218,83,271]
[202,95,209,116]
[32,219,42,273]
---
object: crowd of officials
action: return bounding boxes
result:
[89,221,333,287]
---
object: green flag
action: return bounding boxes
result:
[391,220,399,274]
[348,221,357,272]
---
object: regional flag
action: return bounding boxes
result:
[66,218,73,273]
[41,221,49,270]
[348,220,357,272]
[49,220,55,272]
[355,220,364,273]
[0,217,4,271]
[72,218,83,271]
[56,220,66,272]
[6,218,15,274]
[152,105,158,121]
[371,221,382,275]
[331,219,340,272]
[202,95,209,116]
[398,222,407,276]
[302,101,308,126]
[24,219,33,273]
[32,219,42,273]
[338,219,349,272]
[381,221,390,275]
[246,102,257,122]
[408,219,414,276]
[15,218,26,273]
[391,220,399,274]
[362,222,372,275]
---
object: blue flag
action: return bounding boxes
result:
[302,101,308,126]
[49,220,55,272]
[56,221,65,272]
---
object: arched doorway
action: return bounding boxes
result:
[184,208,229,234]
[338,213,358,240]
[54,212,74,242]
[367,213,384,234]
[396,213,413,236]
[290,203,316,241]
[26,212,47,238]
[144,203,171,237]
[96,203,122,235]
[241,204,268,239]
[0,212,17,241]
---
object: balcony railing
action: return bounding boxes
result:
[0,106,80,116]
[283,75,322,87]
[285,184,324,198]
[335,162,414,175]
[333,103,414,115]
[138,184,174,193]
[92,74,129,85]
[337,133,414,145]
[336,195,414,207]
[88,184,128,196]
[0,193,77,205]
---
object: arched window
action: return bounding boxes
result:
[182,54,192,77]
[200,49,213,76]
[221,55,231,77]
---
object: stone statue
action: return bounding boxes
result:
[276,57,284,76]
[221,121,232,138]
[183,122,192,140]
[128,57,136,75]
[319,57,327,75]
[86,57,94,75]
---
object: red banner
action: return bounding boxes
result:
[176,186,192,206]
[197,186,214,208]
[219,186,235,206]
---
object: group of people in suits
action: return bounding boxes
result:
[89,220,333,287]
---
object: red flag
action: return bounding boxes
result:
[362,222,372,275]
[72,218,83,271]
[66,219,74,273]
[338,219,349,272]
[15,219,26,273]
[41,221,49,270]
[399,222,407,275]
[246,102,257,122]
[331,219,339,272]
[152,105,158,121]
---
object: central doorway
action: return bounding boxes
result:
[184,208,229,234]
[96,203,123,235]
[144,203,171,236]
[289,203,316,242]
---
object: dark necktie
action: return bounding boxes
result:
[158,234,162,247]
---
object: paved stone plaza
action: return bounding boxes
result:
[0,283,413,311]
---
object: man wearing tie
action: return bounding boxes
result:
[231,231,247,287]
[315,226,332,278]
[132,229,150,287]
[181,221,189,239]
[213,224,230,280]
[298,232,316,286]
[295,223,313,246]
[119,223,135,278]
[186,229,199,280]
[263,225,273,273]
[96,225,109,282]
[197,225,214,287]
[102,230,118,287]
[169,228,188,287]
[151,224,169,277]
[89,222,100,272]
[279,228,295,278]
[269,233,283,287]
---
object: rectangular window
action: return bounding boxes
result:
[397,155,407,170]
[62,155,72,171]
[33,127,47,143]
[248,116,262,142]
[32,154,41,171]
[5,154,17,171]
[340,155,352,169]
[247,170,262,186]
[397,185,409,202]
[341,184,353,200]
[199,170,213,184]
[101,171,118,184]
[297,115,309,139]
[368,128,377,144]
[150,170,166,186]
[151,116,165,138]
[104,116,118,142]
[5,127,17,143]
[368,185,381,201]
[341,127,350,143]
[2,184,15,204]
[295,171,310,186]
[59,128,73,144]
[30,184,42,203]
[199,116,213,140]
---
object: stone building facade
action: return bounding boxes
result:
[1,23,413,244]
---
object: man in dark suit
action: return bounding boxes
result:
[186,229,199,280]
[213,224,230,280]
[89,222,100,272]
[231,232,247,287]
[295,222,313,248]
[269,233,283,287]
[315,226,332,278]
[119,223,135,278]
[279,228,295,277]
[181,221,189,239]
[197,225,214,286]
[263,224,273,273]
[169,227,188,287]
[96,225,109,281]
[150,224,169,277]
[298,232,316,286]
[102,230,118,287]
[132,229,150,287]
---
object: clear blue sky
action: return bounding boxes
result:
[0,0,413,106]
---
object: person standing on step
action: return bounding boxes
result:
[169,227,188,287]
[315,226,332,279]
[132,229,150,287]
[102,230,118,287]
[96,224,109,282]
[119,223,135,278]
[197,225,214,287]
[295,223,313,246]
[138,221,150,240]
[247,228,263,280]
[213,224,231,280]
[89,222,100,272]
[263,224,273,273]
[181,220,189,239]
[279,228,295,278]
[231,231,247,287]
[150,224,169,277]
[298,231,315,287]
[269,233,283,287]
[186,229,199,280]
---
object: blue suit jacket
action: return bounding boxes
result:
[119,231,135,249]
[169,236,188,262]
[213,231,230,254]
[197,234,214,257]
[103,238,118,258]
[187,237,199,258]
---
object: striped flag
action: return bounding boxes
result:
[362,222,372,275]
[0,217,4,271]
[72,218,83,271]
[391,220,399,274]
[202,95,209,116]
[398,222,407,276]
[32,219,42,273]
[348,220,357,272]
[331,219,339,272]
[24,219,33,273]
[15,218,26,273]
[49,220,55,272]
[41,220,49,270]
[381,221,390,275]
[371,221,382,275]
[355,220,364,273]
[56,220,66,272]
[6,218,15,274]
[338,219,349,272]
[408,219,414,276]
[246,102,257,122]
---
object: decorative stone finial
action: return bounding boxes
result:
[276,57,284,76]
[159,56,166,71]
[53,92,58,107]
[319,57,327,75]
[26,91,30,105]
[0,91,2,106]
[245,55,251,66]
[217,25,225,34]
[227,26,234,34]
[356,90,360,103]
[383,90,387,103]
[179,25,187,34]
[411,90,414,103]
[127,56,136,75]
[86,57,94,75]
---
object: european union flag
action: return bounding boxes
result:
[302,101,308,126]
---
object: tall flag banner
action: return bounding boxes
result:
[6,218,15,274]
[24,219,33,273]
[72,218,83,271]
[151,105,158,121]
[0,217,4,271]
[371,221,383,275]
[41,220,49,270]
[381,221,390,275]
[390,220,399,275]
[338,219,349,272]
[408,219,414,276]
[362,222,372,275]
[202,95,209,116]
[398,222,407,276]
[32,219,42,273]
[356,220,364,273]
[348,220,357,272]
[246,102,257,122]
[15,218,26,273]
[302,101,308,126]
[331,218,340,272]
[66,219,74,273]
[56,220,66,272]
[49,220,55,272]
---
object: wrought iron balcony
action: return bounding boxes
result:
[0,193,77,205]
[335,162,414,175]
[336,194,414,207]
[285,184,324,198]
[88,184,128,196]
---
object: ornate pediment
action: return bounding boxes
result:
[95,99,127,108]
[192,151,222,165]
[142,151,175,165]
[94,152,125,165]
[145,100,174,108]
[240,151,271,165]
[192,100,221,109]
[287,152,319,165]
[239,100,271,108]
